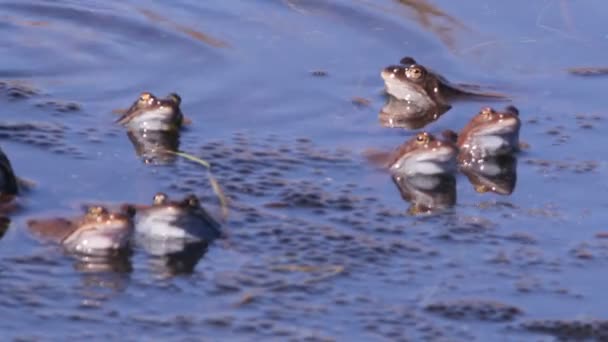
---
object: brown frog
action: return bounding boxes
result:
[28,205,135,256]
[116,92,185,132]
[455,106,521,162]
[388,132,458,176]
[0,146,19,202]
[380,57,505,113]
[134,193,221,243]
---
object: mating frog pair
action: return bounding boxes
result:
[388,105,521,176]
[28,193,221,256]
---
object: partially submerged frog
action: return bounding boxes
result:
[392,173,456,215]
[0,146,19,202]
[454,106,521,162]
[380,56,505,114]
[388,132,458,177]
[134,193,221,243]
[460,155,517,195]
[116,92,185,132]
[28,205,135,256]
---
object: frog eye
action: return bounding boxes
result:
[505,105,519,116]
[184,195,200,208]
[406,66,424,80]
[167,93,181,105]
[122,204,136,217]
[415,133,429,144]
[153,192,168,205]
[87,206,107,217]
[399,56,417,65]
[480,107,494,119]
[139,92,152,103]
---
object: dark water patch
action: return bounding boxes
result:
[520,319,608,340]
[525,158,599,175]
[425,299,523,322]
[0,122,84,157]
[34,100,81,114]
[0,80,40,100]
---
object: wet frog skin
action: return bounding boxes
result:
[381,57,506,113]
[28,205,135,256]
[0,146,19,202]
[134,192,221,242]
[116,92,184,132]
[388,132,458,177]
[456,106,521,162]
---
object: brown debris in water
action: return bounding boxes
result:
[567,67,608,76]
[425,299,523,322]
[352,97,371,108]
[137,8,229,48]
[521,319,608,340]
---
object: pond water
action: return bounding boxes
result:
[1,0,608,340]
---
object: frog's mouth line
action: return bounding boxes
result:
[472,117,520,136]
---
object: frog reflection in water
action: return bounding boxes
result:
[379,95,442,129]
[454,106,521,162]
[380,57,505,122]
[388,132,458,177]
[392,173,456,215]
[27,206,135,256]
[460,155,518,196]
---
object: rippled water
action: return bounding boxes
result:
[2,0,608,340]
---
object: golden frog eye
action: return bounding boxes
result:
[480,107,494,119]
[139,92,152,102]
[153,192,168,205]
[415,133,429,144]
[87,206,107,217]
[406,66,424,80]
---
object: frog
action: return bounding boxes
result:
[27,205,135,256]
[387,132,458,177]
[454,105,521,162]
[0,146,19,203]
[134,192,221,243]
[116,92,185,132]
[380,56,506,114]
